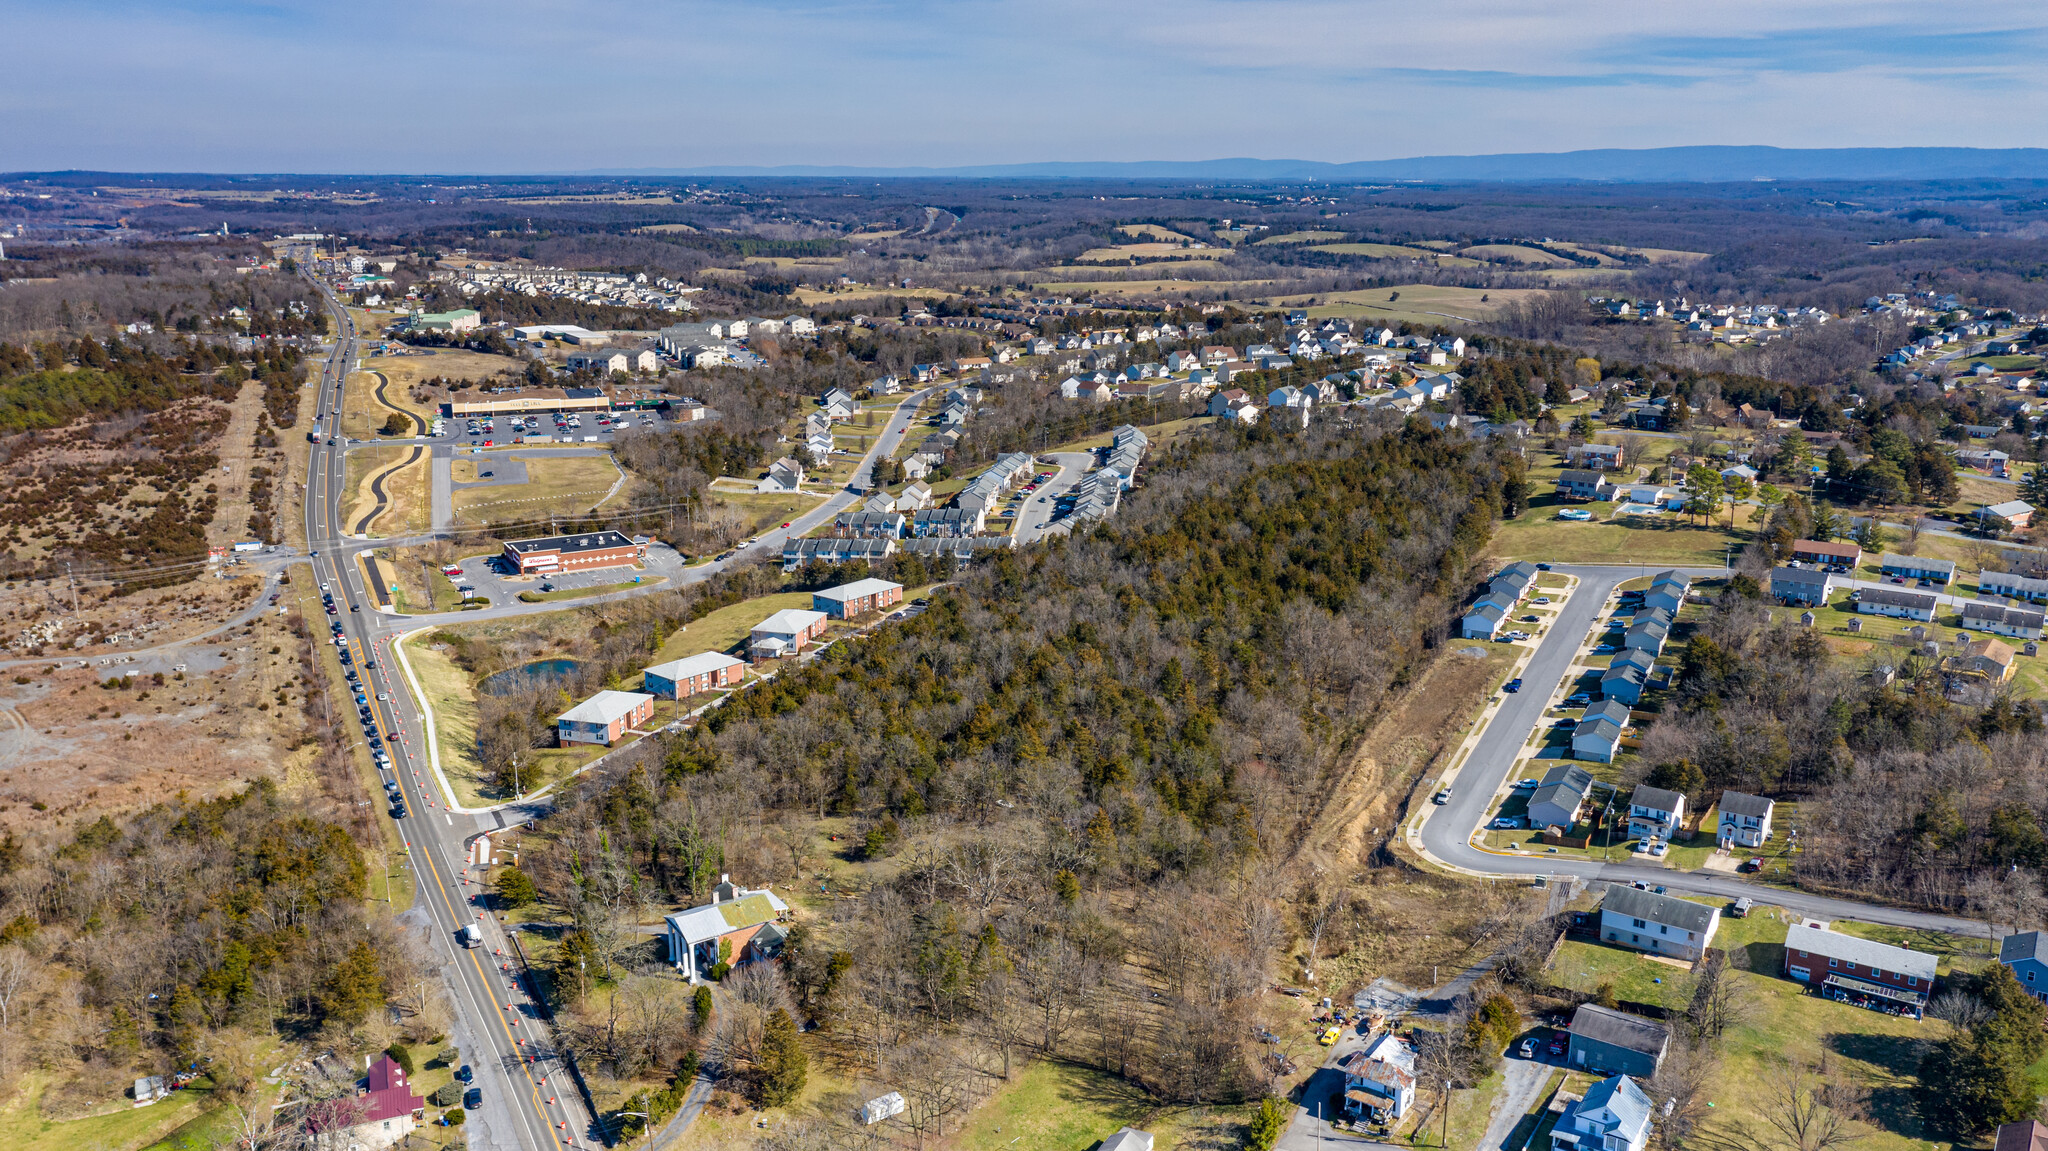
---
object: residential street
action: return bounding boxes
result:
[1412,564,1990,938]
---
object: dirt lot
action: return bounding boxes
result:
[0,572,337,832]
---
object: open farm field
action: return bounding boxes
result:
[1255,230,1346,244]
[1313,242,1484,265]
[1459,243,1580,266]
[1117,223,1199,241]
[1076,243,1218,263]
[1252,283,1548,322]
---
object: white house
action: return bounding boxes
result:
[664,875,790,983]
[1549,1075,1653,1151]
[1597,884,1720,961]
[1626,785,1686,844]
[1716,791,1775,848]
[1337,1032,1416,1124]
[757,456,804,493]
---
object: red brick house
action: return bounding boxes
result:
[1783,919,1936,1018]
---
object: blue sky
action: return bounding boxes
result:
[4,0,2047,171]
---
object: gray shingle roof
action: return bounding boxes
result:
[1569,1004,1670,1058]
[1577,1075,1653,1140]
[1600,884,1718,934]
[1629,785,1684,814]
[1858,587,1936,610]
[1717,790,1773,819]
[2001,930,2048,966]
[1771,565,1831,587]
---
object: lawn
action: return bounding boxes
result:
[517,575,663,604]
[1043,416,1206,455]
[1459,244,1581,267]
[1254,230,1348,244]
[1545,938,1696,1011]
[651,591,818,662]
[705,489,832,538]
[948,1060,1239,1151]
[398,632,615,806]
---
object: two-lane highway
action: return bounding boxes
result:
[1413,564,1987,937]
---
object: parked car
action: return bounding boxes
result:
[1432,789,1452,805]
[1503,678,1523,693]
[1490,817,1519,830]
[1535,563,1552,571]
[1514,778,1538,789]
[1519,1038,1539,1058]
[1548,1034,1567,1056]
[1731,897,1753,918]
[1563,693,1591,706]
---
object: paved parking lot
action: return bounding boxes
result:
[447,541,687,605]
[360,406,673,452]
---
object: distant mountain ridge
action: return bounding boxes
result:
[593,147,2048,182]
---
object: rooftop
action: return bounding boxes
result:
[645,652,743,681]
[558,690,653,726]
[1569,1004,1670,1058]
[505,530,638,555]
[1784,920,1938,981]
[814,578,904,603]
[1599,884,1719,934]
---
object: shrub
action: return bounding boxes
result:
[1248,1097,1288,1150]
[384,1043,417,1077]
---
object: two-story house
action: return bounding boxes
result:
[1715,791,1775,848]
[1572,699,1631,763]
[1625,785,1686,844]
[1998,931,2048,1004]
[1598,884,1720,962]
[1783,919,1936,1018]
[1550,1074,1653,1151]
[1337,1032,1416,1125]
[1770,566,1833,607]
[1529,764,1597,831]
[1556,468,1616,502]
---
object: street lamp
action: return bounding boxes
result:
[620,1110,652,1150]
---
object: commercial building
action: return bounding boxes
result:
[501,530,645,574]
[557,690,655,746]
[812,578,904,620]
[643,652,745,699]
[408,308,481,333]
[445,386,614,416]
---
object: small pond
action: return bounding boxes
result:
[480,658,583,696]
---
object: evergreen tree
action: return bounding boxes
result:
[755,1008,808,1108]
[321,939,383,1025]
[495,866,538,907]
[1919,963,2048,1134]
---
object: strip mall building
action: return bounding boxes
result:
[502,531,645,574]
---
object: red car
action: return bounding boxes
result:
[1548,1034,1567,1056]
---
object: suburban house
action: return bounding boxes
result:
[501,530,646,575]
[1961,600,2047,640]
[1549,1074,1654,1151]
[1857,587,1936,621]
[664,875,791,984]
[1979,499,2037,530]
[1716,791,1776,848]
[1998,932,2048,1004]
[1337,1032,1417,1125]
[557,690,655,747]
[1981,570,2048,604]
[1641,571,1690,615]
[1555,468,1616,501]
[898,481,934,510]
[812,578,905,620]
[1880,553,1956,585]
[1573,699,1631,762]
[643,652,745,699]
[1626,785,1686,844]
[1792,539,1862,568]
[313,1053,421,1150]
[1209,388,1260,423]
[1566,1004,1670,1078]
[1770,566,1834,607]
[1567,442,1624,470]
[1461,599,1509,641]
[1597,883,1720,961]
[757,456,805,493]
[1600,651,1651,706]
[1530,764,1597,830]
[783,538,894,569]
[1946,636,2019,684]
[1783,919,1937,1017]
[1623,611,1671,658]
[749,609,829,660]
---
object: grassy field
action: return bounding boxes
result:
[1957,354,2042,373]
[450,453,624,525]
[1043,416,1207,455]
[706,489,831,540]
[948,1060,1242,1151]
[1311,242,1485,266]
[339,444,429,536]
[1490,500,1751,568]
[0,1073,220,1151]
[1117,223,1199,242]
[1027,276,1283,296]
[1076,243,1217,263]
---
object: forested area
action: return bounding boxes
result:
[499,418,1520,1136]
[0,781,423,1115]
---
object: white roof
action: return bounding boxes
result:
[645,652,743,681]
[558,690,653,726]
[814,578,903,603]
[754,608,827,636]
